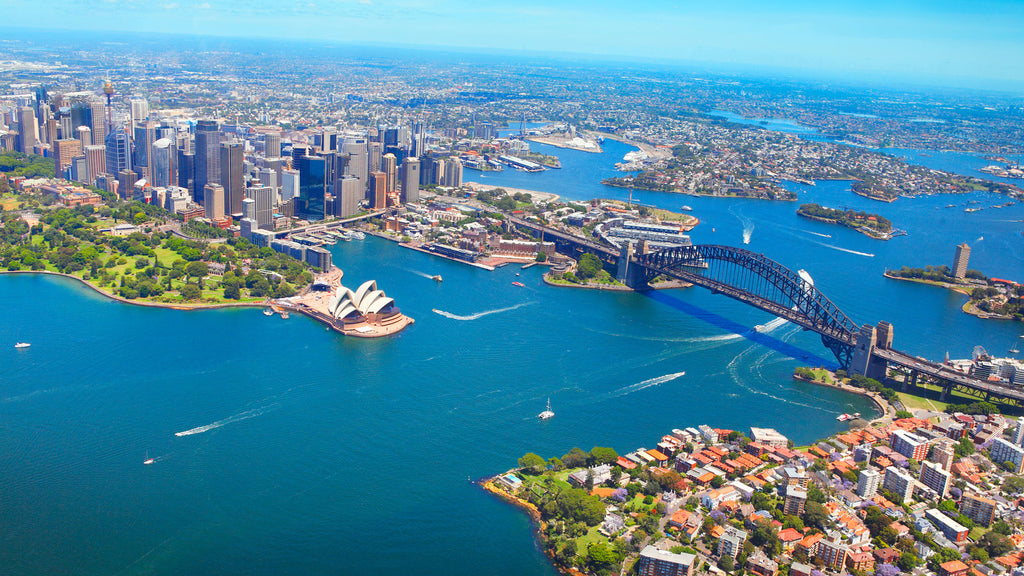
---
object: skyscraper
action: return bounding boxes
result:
[263,132,281,158]
[247,185,274,230]
[177,150,195,196]
[333,176,362,218]
[130,98,149,125]
[952,243,971,279]
[382,153,398,192]
[401,156,420,204]
[117,169,139,200]
[296,155,327,221]
[220,140,245,215]
[85,145,106,185]
[89,101,106,145]
[281,169,300,203]
[444,156,463,187]
[342,137,368,193]
[151,138,173,188]
[76,125,92,147]
[369,171,387,209]
[16,107,37,154]
[133,121,156,180]
[368,141,383,173]
[204,183,225,220]
[53,139,82,176]
[105,125,132,177]
[194,119,221,205]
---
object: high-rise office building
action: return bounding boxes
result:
[177,150,195,196]
[89,101,107,145]
[220,140,245,215]
[334,176,362,218]
[952,243,971,279]
[342,137,368,193]
[369,171,387,209]
[401,156,420,204]
[151,138,173,188]
[105,126,132,177]
[85,145,106,184]
[281,169,300,203]
[70,155,89,184]
[259,167,277,190]
[17,107,37,154]
[247,185,274,230]
[296,155,327,221]
[133,121,157,180]
[53,139,82,176]
[76,125,92,147]
[117,169,138,200]
[444,156,463,187]
[368,141,383,173]
[45,118,58,147]
[242,197,256,221]
[194,120,222,205]
[263,132,281,158]
[204,183,225,220]
[129,98,149,125]
[382,153,398,192]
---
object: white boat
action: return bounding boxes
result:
[14,342,30,349]
[836,413,852,421]
[681,205,693,212]
[349,231,366,240]
[538,398,554,420]
[144,451,154,465]
[263,309,274,316]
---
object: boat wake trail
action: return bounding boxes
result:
[175,404,278,437]
[730,206,754,244]
[811,240,874,257]
[606,371,686,399]
[758,317,790,332]
[408,269,436,280]
[804,230,832,238]
[432,302,533,321]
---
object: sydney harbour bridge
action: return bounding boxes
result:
[508,216,1024,407]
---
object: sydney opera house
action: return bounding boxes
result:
[291,271,413,337]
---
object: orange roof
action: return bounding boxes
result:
[941,560,969,573]
[779,528,803,542]
[798,533,824,549]
[696,471,715,483]
[670,509,692,525]
[616,456,638,470]
[707,446,728,457]
[710,525,726,539]
[648,449,669,462]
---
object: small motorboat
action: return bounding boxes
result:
[512,281,525,287]
[538,398,554,420]
[681,205,693,212]
[14,342,30,349]
[263,309,274,316]
[431,275,443,282]
[144,451,154,465]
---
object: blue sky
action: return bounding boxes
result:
[6,0,1024,90]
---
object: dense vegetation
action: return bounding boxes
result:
[0,151,56,179]
[797,203,893,233]
[0,187,311,303]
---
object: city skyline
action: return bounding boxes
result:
[4,0,1024,92]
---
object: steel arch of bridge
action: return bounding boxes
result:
[636,244,860,368]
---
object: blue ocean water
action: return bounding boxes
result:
[1,136,1022,575]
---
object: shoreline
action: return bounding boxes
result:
[0,270,268,311]
[882,272,1017,320]
[791,372,894,425]
[796,210,895,240]
[525,135,602,154]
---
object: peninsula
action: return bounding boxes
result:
[796,203,900,240]
[486,368,1021,576]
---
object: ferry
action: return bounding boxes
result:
[349,231,366,240]
[14,342,30,349]
[538,398,554,420]
[680,205,693,212]
[512,281,525,287]
[836,412,862,422]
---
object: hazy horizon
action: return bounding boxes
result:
[3,0,1024,94]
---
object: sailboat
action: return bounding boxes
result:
[144,451,155,465]
[538,398,554,420]
[1011,335,1023,355]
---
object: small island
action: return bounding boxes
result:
[796,203,901,240]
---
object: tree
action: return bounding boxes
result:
[896,553,920,572]
[535,251,547,262]
[590,446,618,466]
[518,452,546,473]
[979,530,1013,557]
[587,542,617,570]
[185,260,209,280]
[802,500,829,530]
[562,447,589,468]
[179,284,201,301]
[273,282,296,298]
[710,475,725,488]
[223,283,241,299]
[955,437,975,457]
[719,555,735,572]
[576,253,603,280]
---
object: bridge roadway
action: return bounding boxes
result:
[873,348,1024,403]
[279,210,386,238]
[507,216,617,257]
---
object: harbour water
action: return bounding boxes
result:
[2,137,1023,575]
